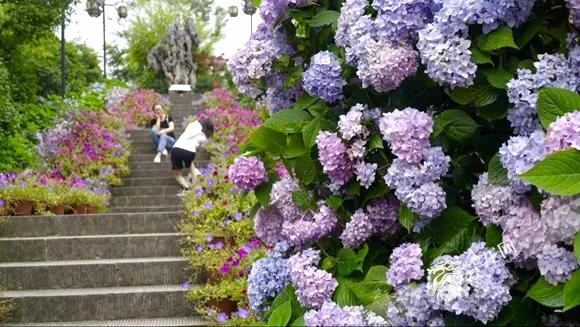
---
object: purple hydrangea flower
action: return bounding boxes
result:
[502,200,547,260]
[270,176,302,221]
[258,0,289,26]
[335,0,373,65]
[266,74,304,114]
[386,283,443,326]
[254,207,285,247]
[340,209,375,248]
[545,111,580,153]
[248,243,290,312]
[366,196,400,235]
[499,130,547,194]
[357,39,419,93]
[304,301,387,326]
[303,51,346,103]
[235,308,249,319]
[338,104,369,141]
[355,162,377,189]
[387,243,425,289]
[282,205,337,245]
[379,108,433,164]
[347,138,367,161]
[288,249,338,309]
[228,156,268,191]
[568,0,580,29]
[316,131,354,186]
[404,182,447,220]
[372,0,440,41]
[536,244,578,285]
[541,195,580,245]
[471,173,523,226]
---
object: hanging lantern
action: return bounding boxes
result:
[228,5,239,17]
[242,0,256,15]
[86,0,103,17]
[117,5,128,19]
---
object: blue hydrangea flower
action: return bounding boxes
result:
[340,209,374,248]
[247,243,290,312]
[387,243,425,289]
[536,244,579,285]
[302,51,346,103]
[499,130,547,193]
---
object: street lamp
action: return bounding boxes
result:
[242,0,256,36]
[85,0,128,78]
[228,6,238,17]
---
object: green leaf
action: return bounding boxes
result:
[425,207,476,259]
[321,256,337,271]
[357,243,369,263]
[292,190,311,211]
[286,134,308,159]
[333,283,358,306]
[536,88,580,129]
[471,46,494,65]
[433,110,479,142]
[526,277,564,308]
[294,154,318,185]
[363,182,390,205]
[564,270,580,311]
[488,153,509,186]
[268,300,292,326]
[348,281,390,305]
[302,117,321,149]
[485,224,503,248]
[346,181,361,196]
[477,26,519,51]
[336,248,361,276]
[264,109,313,133]
[290,315,305,327]
[326,195,343,210]
[308,10,340,27]
[519,149,580,196]
[481,68,514,89]
[514,14,543,48]
[399,203,416,233]
[474,86,501,107]
[254,181,272,207]
[449,87,479,105]
[291,94,318,110]
[250,127,287,155]
[365,265,388,282]
[367,134,384,151]
[575,233,580,263]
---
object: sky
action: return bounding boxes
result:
[62,1,263,70]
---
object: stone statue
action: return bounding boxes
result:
[148,18,200,88]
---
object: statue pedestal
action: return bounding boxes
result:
[169,84,192,93]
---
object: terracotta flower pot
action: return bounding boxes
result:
[13,200,34,216]
[49,205,65,215]
[206,298,237,316]
[204,268,223,284]
[72,206,96,215]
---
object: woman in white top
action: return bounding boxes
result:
[171,119,213,192]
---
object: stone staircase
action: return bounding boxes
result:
[0,93,207,326]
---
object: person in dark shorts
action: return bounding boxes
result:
[149,103,176,163]
[171,119,214,194]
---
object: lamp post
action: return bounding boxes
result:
[60,8,66,98]
[228,6,238,17]
[86,0,127,78]
[242,0,256,37]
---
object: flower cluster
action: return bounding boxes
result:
[287,249,338,309]
[228,156,268,191]
[340,197,400,248]
[302,51,346,103]
[471,173,523,227]
[340,209,374,248]
[247,243,291,312]
[386,283,443,326]
[386,243,425,289]
[372,0,439,42]
[281,204,338,246]
[499,130,546,194]
[545,111,580,153]
[266,74,303,114]
[316,131,354,186]
[379,108,432,163]
[305,301,387,326]
[536,244,578,285]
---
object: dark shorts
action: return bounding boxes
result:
[171,147,196,170]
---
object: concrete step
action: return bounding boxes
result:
[0,316,206,326]
[1,284,196,323]
[111,186,181,197]
[129,160,173,170]
[128,150,211,162]
[0,233,183,262]
[0,257,190,290]
[128,169,183,178]
[110,206,182,213]
[0,212,183,237]
[117,177,177,187]
[110,196,181,207]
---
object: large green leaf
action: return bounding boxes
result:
[474,86,501,107]
[425,207,477,259]
[285,134,308,159]
[249,127,287,155]
[488,153,509,186]
[519,149,580,196]
[294,154,318,185]
[365,265,388,282]
[526,277,564,308]
[333,283,358,306]
[564,270,580,311]
[477,26,519,51]
[481,68,514,89]
[471,46,494,65]
[485,224,503,248]
[433,110,479,142]
[399,203,416,233]
[336,248,362,276]
[449,87,479,105]
[264,109,313,133]
[254,181,272,207]
[302,117,321,149]
[268,300,292,326]
[348,281,390,305]
[536,88,580,129]
[308,10,340,27]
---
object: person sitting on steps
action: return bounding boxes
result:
[149,103,176,163]
[171,118,214,195]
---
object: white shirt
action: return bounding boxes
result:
[173,121,207,153]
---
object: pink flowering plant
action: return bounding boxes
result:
[225,0,580,325]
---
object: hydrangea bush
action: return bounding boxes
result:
[227,0,580,325]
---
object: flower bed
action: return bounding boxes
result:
[225,0,580,326]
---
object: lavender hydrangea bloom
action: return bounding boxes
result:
[387,243,425,289]
[357,39,419,93]
[372,0,439,41]
[545,111,580,153]
[427,242,512,323]
[379,108,433,163]
[568,0,580,29]
[386,283,443,326]
[258,0,289,26]
[502,200,547,260]
[270,175,301,221]
[266,74,303,114]
[355,162,377,189]
[303,51,346,103]
[471,173,523,226]
[247,243,290,312]
[537,244,578,285]
[228,156,268,191]
[366,196,400,235]
[335,0,373,65]
[499,130,547,193]
[421,147,451,181]
[254,207,285,247]
[404,182,447,220]
[316,131,353,186]
[541,195,580,245]
[338,104,368,141]
[417,24,477,88]
[304,301,387,326]
[282,205,337,245]
[347,138,367,161]
[340,209,375,248]
[288,249,338,309]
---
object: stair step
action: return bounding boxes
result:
[0,212,183,237]
[111,196,182,207]
[0,257,190,290]
[118,177,177,187]
[127,169,185,178]
[0,233,183,262]
[111,186,182,197]
[1,284,196,323]
[110,206,182,213]
[0,316,206,326]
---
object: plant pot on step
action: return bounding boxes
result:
[72,205,96,215]
[48,205,65,215]
[203,267,223,284]
[13,200,34,216]
[206,298,238,316]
